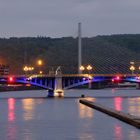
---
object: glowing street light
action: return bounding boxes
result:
[37,59,42,66]
[86,65,93,89]
[129,65,135,75]
[23,66,34,75]
[79,65,93,74]
[86,65,92,71]
[79,65,85,71]
[39,71,43,74]
[23,66,28,72]
[37,59,43,74]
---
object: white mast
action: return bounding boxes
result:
[78,22,82,74]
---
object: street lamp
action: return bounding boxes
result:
[37,59,42,66]
[37,59,43,74]
[23,66,34,75]
[39,71,43,74]
[86,65,92,79]
[129,65,135,75]
[79,65,93,74]
[79,65,85,71]
[86,65,92,71]
[86,65,93,89]
[23,66,28,72]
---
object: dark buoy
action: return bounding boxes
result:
[81,94,85,98]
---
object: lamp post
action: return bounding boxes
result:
[79,65,85,73]
[23,66,34,76]
[86,65,92,89]
[129,65,135,75]
[23,66,28,75]
[37,59,43,74]
[79,65,93,88]
[86,65,92,79]
[86,65,92,72]
[79,65,93,75]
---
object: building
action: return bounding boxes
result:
[0,64,9,75]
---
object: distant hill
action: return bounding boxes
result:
[0,34,140,74]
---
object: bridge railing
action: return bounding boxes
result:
[0,73,140,78]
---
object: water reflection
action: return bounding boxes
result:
[7,98,16,140]
[114,124,122,140]
[22,99,35,121]
[114,97,123,111]
[23,131,33,140]
[8,98,15,122]
[128,97,140,116]
[79,133,95,140]
[112,88,116,94]
[78,98,95,119]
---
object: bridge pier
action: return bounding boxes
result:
[53,66,64,97]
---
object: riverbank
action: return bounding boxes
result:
[0,84,43,92]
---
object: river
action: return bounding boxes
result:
[0,88,140,140]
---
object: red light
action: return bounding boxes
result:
[8,76,14,82]
[116,76,120,80]
[112,76,121,83]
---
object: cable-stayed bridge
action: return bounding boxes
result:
[0,73,140,97]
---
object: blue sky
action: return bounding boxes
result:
[0,0,140,37]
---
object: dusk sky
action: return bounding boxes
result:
[1,0,140,37]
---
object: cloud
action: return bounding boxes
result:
[0,0,140,37]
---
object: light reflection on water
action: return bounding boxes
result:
[114,124,122,140]
[22,99,35,121]
[7,98,17,140]
[114,97,123,111]
[78,98,95,119]
[79,133,95,140]
[8,98,15,122]
[128,97,140,117]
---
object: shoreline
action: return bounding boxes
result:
[0,84,43,92]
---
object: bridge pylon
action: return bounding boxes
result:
[48,66,64,97]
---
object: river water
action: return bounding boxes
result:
[0,88,140,140]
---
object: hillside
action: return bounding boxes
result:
[0,35,140,74]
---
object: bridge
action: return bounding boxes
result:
[0,69,140,97]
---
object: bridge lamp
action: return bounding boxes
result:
[39,71,43,74]
[28,67,32,71]
[37,59,43,66]
[79,65,85,71]
[129,65,135,75]
[23,66,29,72]
[86,65,93,76]
[86,65,92,71]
